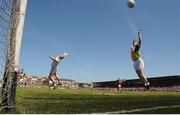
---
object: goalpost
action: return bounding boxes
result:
[0,0,27,112]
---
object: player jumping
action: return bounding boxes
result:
[48,53,68,89]
[131,30,150,91]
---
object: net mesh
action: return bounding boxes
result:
[0,0,13,83]
[0,0,22,112]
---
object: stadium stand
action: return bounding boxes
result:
[93,75,180,92]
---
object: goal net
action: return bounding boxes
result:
[0,0,27,112]
[0,0,13,86]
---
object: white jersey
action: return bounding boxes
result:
[50,57,60,75]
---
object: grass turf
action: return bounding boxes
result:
[13,87,180,114]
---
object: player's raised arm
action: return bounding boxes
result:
[138,29,142,46]
[57,54,64,60]
[49,55,57,62]
[58,53,68,60]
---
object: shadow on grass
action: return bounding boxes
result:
[0,109,21,114]
[23,97,129,100]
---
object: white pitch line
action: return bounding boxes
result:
[104,105,180,114]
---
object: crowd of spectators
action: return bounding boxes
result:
[90,86,180,92]
[150,86,180,92]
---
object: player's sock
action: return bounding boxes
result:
[145,82,150,86]
[144,83,147,91]
[146,82,150,91]
[147,82,150,85]
[144,82,150,91]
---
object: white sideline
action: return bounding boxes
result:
[103,105,180,114]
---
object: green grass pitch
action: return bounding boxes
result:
[12,87,180,114]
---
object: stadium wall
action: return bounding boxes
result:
[93,75,180,88]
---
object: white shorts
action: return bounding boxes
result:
[133,58,144,70]
[49,80,53,84]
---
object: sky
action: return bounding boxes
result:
[20,0,180,82]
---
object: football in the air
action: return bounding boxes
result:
[127,0,136,8]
